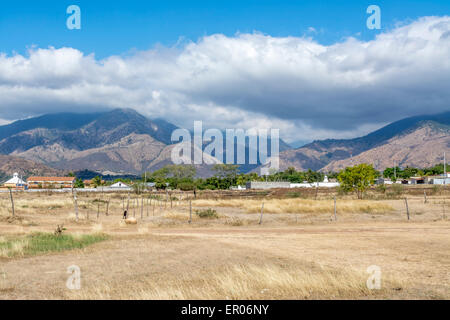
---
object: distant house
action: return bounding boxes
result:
[290,176,340,188]
[376,178,403,185]
[376,178,389,185]
[110,181,130,189]
[428,174,450,185]
[1,173,27,190]
[409,176,426,184]
[27,176,75,189]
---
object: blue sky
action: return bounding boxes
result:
[0,1,449,142]
[1,0,449,58]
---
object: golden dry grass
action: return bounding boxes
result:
[0,191,448,300]
[0,239,29,258]
[66,263,405,300]
[193,198,394,214]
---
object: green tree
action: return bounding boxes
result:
[338,164,378,199]
[92,176,103,188]
[212,164,239,188]
[74,178,84,188]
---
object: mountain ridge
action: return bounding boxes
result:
[0,109,449,175]
[274,111,450,172]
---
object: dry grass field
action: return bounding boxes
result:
[0,186,449,300]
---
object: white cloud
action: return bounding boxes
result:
[0,16,449,142]
[0,118,12,126]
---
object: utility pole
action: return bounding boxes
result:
[444,151,447,179]
[394,161,397,181]
[144,171,147,192]
[444,151,447,186]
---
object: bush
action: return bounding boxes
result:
[387,183,404,198]
[194,208,219,219]
[431,185,442,195]
[376,184,386,194]
[286,191,302,198]
[178,182,196,191]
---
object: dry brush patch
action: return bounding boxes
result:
[65,262,406,300]
[193,198,394,215]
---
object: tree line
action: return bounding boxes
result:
[69,162,448,199]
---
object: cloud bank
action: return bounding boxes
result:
[0,16,449,142]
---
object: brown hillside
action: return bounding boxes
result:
[0,154,64,179]
[322,123,450,172]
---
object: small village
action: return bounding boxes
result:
[1,167,450,192]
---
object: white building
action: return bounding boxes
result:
[2,173,27,190]
[290,175,340,188]
[246,181,291,189]
[430,176,450,185]
[110,181,130,189]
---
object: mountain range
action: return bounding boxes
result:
[275,111,450,172]
[0,108,448,178]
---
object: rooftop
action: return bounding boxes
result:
[27,176,75,182]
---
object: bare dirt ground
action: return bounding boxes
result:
[0,188,449,300]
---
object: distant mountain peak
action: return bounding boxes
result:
[270,110,450,172]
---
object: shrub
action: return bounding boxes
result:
[178,182,196,191]
[286,191,302,198]
[431,185,442,195]
[195,208,219,219]
[226,217,244,226]
[387,183,404,198]
[376,184,386,194]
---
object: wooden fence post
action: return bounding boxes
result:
[424,191,427,204]
[105,198,109,216]
[334,196,337,221]
[97,200,100,219]
[404,198,410,220]
[189,200,192,224]
[141,197,144,219]
[72,189,79,221]
[259,202,264,225]
[9,188,15,217]
[127,192,130,211]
